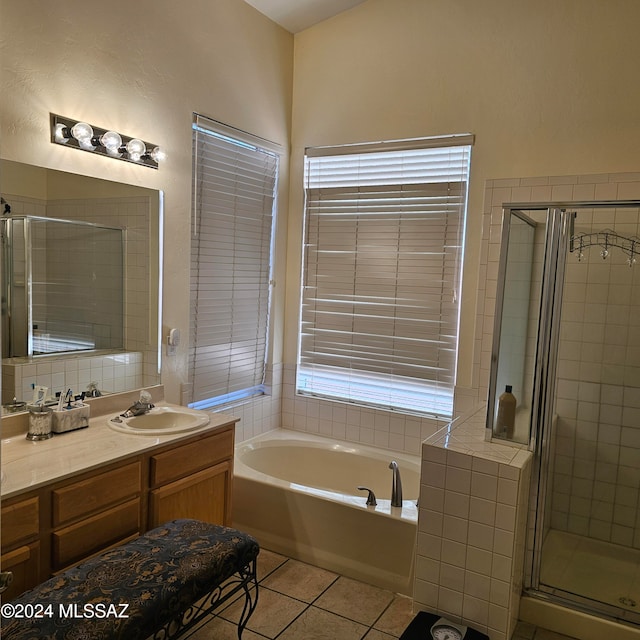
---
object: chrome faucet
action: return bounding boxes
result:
[120,390,154,418]
[389,460,403,507]
[121,400,154,417]
[357,486,377,506]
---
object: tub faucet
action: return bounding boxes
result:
[389,460,403,507]
[357,486,377,506]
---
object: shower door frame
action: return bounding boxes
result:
[508,199,640,624]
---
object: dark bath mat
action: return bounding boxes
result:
[400,611,490,640]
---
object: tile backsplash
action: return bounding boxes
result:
[2,351,144,404]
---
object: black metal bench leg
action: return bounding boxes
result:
[236,558,259,639]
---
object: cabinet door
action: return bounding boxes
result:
[149,461,231,528]
[1,543,40,601]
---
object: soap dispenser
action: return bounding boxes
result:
[495,385,516,439]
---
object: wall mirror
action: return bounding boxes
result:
[0,159,162,411]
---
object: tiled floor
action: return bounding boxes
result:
[183,548,581,640]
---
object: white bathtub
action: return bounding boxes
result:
[232,428,419,595]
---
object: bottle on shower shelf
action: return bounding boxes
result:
[495,385,516,439]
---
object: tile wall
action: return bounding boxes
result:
[219,363,284,443]
[550,204,640,547]
[414,407,532,640]
[2,351,144,403]
[208,361,449,456]
[281,364,449,456]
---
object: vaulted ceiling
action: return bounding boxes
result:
[243,0,368,33]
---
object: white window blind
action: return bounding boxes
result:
[189,114,279,409]
[297,136,472,418]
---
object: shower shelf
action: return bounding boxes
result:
[570,228,639,265]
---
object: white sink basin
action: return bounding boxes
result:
[107,406,210,435]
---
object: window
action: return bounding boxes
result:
[189,114,279,410]
[297,135,472,418]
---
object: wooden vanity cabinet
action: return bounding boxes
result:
[1,496,40,601]
[0,422,235,596]
[148,426,234,528]
[51,461,142,571]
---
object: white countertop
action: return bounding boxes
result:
[1,399,238,499]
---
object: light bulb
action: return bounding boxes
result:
[150,146,166,163]
[601,248,609,260]
[70,122,94,144]
[100,130,122,153]
[126,138,146,161]
[53,123,69,142]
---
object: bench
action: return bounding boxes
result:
[2,519,260,640]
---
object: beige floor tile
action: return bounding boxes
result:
[364,629,398,639]
[374,594,414,636]
[261,558,338,602]
[221,586,307,638]
[277,605,368,640]
[186,615,264,639]
[314,576,395,626]
[257,548,289,581]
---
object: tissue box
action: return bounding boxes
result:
[52,403,91,433]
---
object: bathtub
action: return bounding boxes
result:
[232,428,419,595]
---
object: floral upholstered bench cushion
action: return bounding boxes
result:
[2,519,260,640]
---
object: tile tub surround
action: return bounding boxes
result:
[414,405,532,640]
[281,363,450,457]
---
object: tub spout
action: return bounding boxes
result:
[389,460,403,507]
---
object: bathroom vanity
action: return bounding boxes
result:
[0,392,236,602]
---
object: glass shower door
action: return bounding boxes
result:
[532,204,640,624]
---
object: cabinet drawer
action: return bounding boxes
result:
[150,428,233,487]
[2,497,39,549]
[1,542,40,601]
[52,461,141,527]
[52,498,140,571]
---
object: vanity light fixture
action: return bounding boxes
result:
[50,114,165,169]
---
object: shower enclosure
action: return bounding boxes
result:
[489,201,640,626]
[1,215,124,358]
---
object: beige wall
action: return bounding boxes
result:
[4,0,640,410]
[0,0,293,403]
[286,0,640,390]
